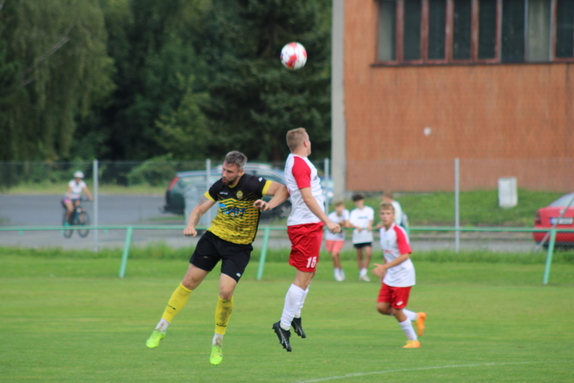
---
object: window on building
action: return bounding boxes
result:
[453,0,472,60]
[478,0,497,60]
[404,0,422,60]
[428,0,447,60]
[376,0,574,65]
[378,1,396,61]
[556,0,574,58]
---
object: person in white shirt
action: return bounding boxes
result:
[349,194,374,281]
[325,201,350,281]
[62,171,93,223]
[272,127,341,353]
[372,202,426,349]
[382,191,404,227]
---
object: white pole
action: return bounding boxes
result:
[93,159,99,252]
[331,0,346,202]
[206,159,212,225]
[454,158,460,253]
[324,158,331,213]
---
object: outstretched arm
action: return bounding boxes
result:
[184,195,216,237]
[253,182,289,211]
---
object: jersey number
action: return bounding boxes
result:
[306,256,317,269]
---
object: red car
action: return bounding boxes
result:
[533,192,574,247]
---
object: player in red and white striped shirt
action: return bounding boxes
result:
[272,128,341,352]
[372,202,427,349]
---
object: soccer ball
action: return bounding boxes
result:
[280,42,307,70]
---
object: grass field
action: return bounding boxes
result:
[1,252,573,382]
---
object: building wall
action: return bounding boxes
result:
[343,1,574,192]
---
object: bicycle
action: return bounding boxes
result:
[62,197,91,238]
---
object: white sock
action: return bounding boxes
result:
[212,333,223,346]
[403,309,418,321]
[360,268,367,277]
[155,318,170,332]
[399,319,417,341]
[295,286,309,318]
[280,284,305,330]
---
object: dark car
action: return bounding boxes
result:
[162,169,217,215]
[162,164,292,220]
[533,192,574,247]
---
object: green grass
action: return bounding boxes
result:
[4,244,573,265]
[1,251,573,382]
[345,189,565,227]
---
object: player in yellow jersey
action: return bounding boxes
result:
[146,151,289,365]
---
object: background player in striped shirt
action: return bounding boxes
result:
[372,202,426,348]
[145,151,289,365]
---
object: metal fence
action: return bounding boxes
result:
[0,158,571,253]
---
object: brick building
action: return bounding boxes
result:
[331,0,574,197]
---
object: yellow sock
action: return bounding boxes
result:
[214,296,234,335]
[161,283,192,323]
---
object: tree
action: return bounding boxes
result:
[197,0,332,163]
[155,73,213,160]
[0,0,114,161]
[95,0,211,160]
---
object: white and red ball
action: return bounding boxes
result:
[280,42,307,70]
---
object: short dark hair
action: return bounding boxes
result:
[224,151,247,170]
[352,194,364,202]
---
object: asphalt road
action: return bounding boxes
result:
[0,194,538,252]
[0,194,172,226]
[0,194,189,249]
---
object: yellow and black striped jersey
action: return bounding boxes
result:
[205,174,272,245]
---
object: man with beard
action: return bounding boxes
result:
[145,151,289,365]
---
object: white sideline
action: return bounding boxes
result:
[291,361,540,383]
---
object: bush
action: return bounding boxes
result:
[126,158,178,187]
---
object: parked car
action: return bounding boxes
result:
[162,169,216,215]
[162,164,292,221]
[533,192,574,247]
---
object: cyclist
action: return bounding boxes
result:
[62,171,93,225]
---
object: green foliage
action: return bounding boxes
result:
[0,161,92,190]
[126,156,180,186]
[155,74,212,160]
[0,0,115,161]
[1,0,333,162]
[96,0,210,160]
[198,0,332,162]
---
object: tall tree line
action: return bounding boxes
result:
[0,0,332,162]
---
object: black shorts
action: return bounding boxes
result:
[190,230,253,282]
[353,242,372,249]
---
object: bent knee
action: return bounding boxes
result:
[377,304,392,315]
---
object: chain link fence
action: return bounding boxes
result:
[345,158,573,252]
[0,158,571,252]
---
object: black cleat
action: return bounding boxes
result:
[291,317,306,339]
[272,321,292,352]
